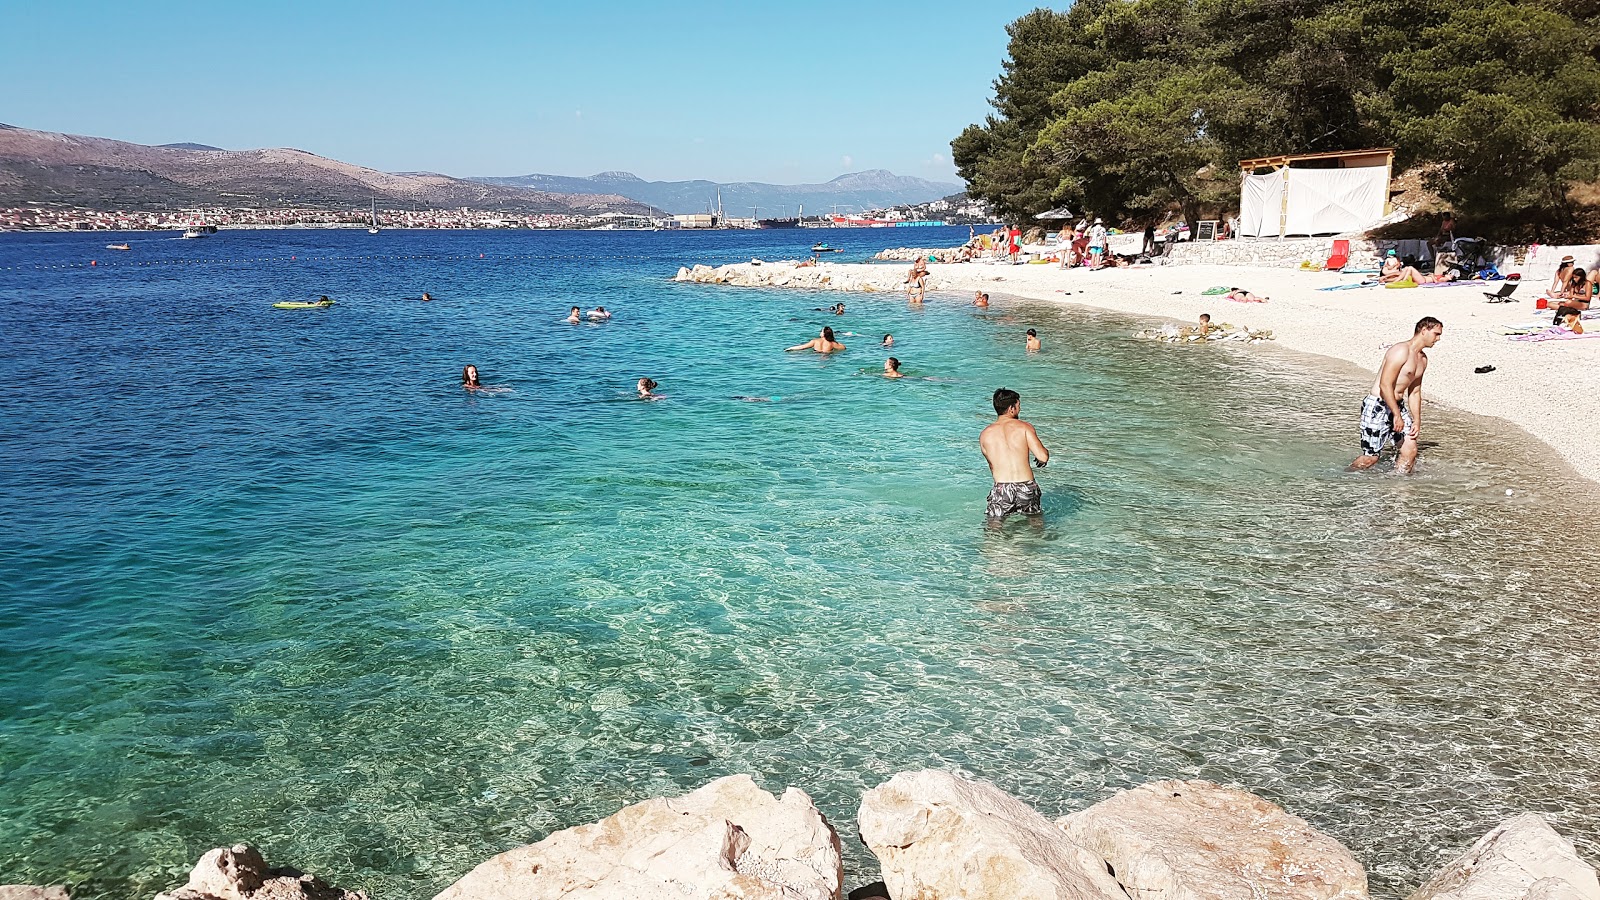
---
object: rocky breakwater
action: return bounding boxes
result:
[673,262,944,294]
[872,248,969,264]
[115,771,1598,900]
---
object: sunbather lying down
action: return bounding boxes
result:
[1225,288,1267,303]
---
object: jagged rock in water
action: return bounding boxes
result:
[433,774,842,900]
[1407,815,1600,900]
[858,769,1124,900]
[155,845,365,900]
[1056,779,1369,900]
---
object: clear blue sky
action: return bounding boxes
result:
[1,0,1045,184]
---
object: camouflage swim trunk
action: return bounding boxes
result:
[986,480,1042,519]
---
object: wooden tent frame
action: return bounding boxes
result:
[1239,148,1395,239]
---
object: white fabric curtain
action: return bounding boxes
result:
[1239,172,1284,238]
[1282,166,1387,236]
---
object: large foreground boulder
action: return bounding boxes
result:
[857,770,1124,900]
[433,775,842,900]
[1057,779,1368,900]
[1407,814,1600,900]
[155,845,364,900]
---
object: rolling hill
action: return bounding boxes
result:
[0,124,661,215]
[471,169,964,216]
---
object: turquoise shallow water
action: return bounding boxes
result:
[2,228,1598,898]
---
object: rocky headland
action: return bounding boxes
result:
[7,772,1595,900]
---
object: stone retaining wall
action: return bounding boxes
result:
[1165,237,1379,270]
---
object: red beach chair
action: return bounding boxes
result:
[1324,240,1350,271]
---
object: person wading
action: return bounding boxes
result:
[980,388,1050,524]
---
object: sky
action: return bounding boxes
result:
[1,0,1045,184]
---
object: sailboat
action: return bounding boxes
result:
[367,200,380,234]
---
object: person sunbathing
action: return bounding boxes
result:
[1225,288,1268,303]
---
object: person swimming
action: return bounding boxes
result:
[589,306,612,320]
[421,292,433,302]
[565,306,581,324]
[881,333,894,347]
[884,357,904,378]
[1025,328,1041,351]
[786,326,846,353]
[833,303,846,315]
[637,377,659,398]
[974,291,989,307]
[462,364,482,389]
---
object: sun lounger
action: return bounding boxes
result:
[1324,240,1349,271]
[1483,283,1519,302]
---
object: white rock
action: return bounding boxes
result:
[858,770,1124,900]
[434,775,842,900]
[155,844,365,900]
[1408,814,1600,900]
[0,888,71,900]
[1057,780,1368,900]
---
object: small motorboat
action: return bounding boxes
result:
[811,243,841,253]
[106,243,131,251]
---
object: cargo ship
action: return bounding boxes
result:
[758,204,802,229]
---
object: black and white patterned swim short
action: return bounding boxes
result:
[1358,394,1413,457]
[986,480,1042,519]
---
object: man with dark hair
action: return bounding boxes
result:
[1351,316,1443,475]
[1025,328,1041,351]
[980,388,1051,523]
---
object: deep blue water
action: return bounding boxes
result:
[1,227,1597,899]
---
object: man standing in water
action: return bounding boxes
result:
[980,388,1050,523]
[1351,316,1443,475]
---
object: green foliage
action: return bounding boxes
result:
[954,0,1600,237]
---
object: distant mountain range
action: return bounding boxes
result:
[471,170,964,216]
[0,124,661,216]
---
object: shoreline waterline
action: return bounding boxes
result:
[678,258,1600,484]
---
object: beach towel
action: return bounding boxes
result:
[1511,327,1598,342]
[1420,279,1489,288]
[1318,281,1380,291]
[1341,268,1379,275]
[1201,286,1232,295]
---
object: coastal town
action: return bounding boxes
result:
[0,195,996,233]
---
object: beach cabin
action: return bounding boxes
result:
[1238,148,1394,238]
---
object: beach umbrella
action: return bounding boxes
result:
[1033,206,1075,220]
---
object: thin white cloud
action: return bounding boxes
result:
[842,154,853,168]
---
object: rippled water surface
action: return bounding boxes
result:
[2,228,1597,898]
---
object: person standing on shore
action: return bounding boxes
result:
[1089,218,1108,269]
[1351,316,1443,475]
[980,388,1050,524]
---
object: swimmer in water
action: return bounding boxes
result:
[974,291,989,308]
[421,292,433,302]
[884,357,904,378]
[882,333,894,347]
[462,365,482,390]
[589,306,612,320]
[565,306,581,323]
[833,303,846,315]
[637,377,659,398]
[1026,329,1041,351]
[786,326,846,353]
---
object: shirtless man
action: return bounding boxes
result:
[973,291,990,308]
[1351,316,1443,475]
[980,388,1050,523]
[565,306,582,324]
[883,357,904,378]
[1025,329,1041,351]
[786,326,846,353]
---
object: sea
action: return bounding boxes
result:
[1,226,1597,899]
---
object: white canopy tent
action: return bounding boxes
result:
[1239,149,1393,238]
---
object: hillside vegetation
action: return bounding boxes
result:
[953,0,1600,241]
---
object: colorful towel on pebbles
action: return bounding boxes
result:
[1510,327,1599,341]
[1201,286,1232,295]
[1319,282,1379,291]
